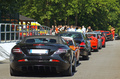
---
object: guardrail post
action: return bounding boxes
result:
[0,24,1,43]
[10,24,12,42]
[5,24,7,42]
[18,25,20,41]
[14,24,16,41]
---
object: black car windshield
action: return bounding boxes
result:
[60,33,83,39]
[25,38,56,44]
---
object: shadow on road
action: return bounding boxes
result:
[79,57,90,61]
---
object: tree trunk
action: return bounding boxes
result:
[54,20,57,26]
[67,16,69,25]
[65,17,67,25]
[47,19,50,27]
[75,13,78,26]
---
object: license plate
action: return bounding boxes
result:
[29,49,48,55]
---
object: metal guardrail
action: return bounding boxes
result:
[0,23,51,43]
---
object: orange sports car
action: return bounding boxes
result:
[62,37,80,64]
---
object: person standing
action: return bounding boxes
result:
[55,26,59,34]
[86,26,93,32]
[111,27,115,40]
[51,25,55,35]
[82,26,86,33]
[69,25,76,32]
[76,27,83,33]
[66,26,70,31]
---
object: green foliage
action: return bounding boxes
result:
[3,0,120,31]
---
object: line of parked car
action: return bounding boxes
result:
[9,30,114,76]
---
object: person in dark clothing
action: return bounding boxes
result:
[86,26,93,32]
[51,25,55,32]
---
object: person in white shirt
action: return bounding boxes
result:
[68,25,76,32]
[82,25,86,33]
[76,27,83,33]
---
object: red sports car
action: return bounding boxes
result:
[102,31,113,41]
[86,34,99,52]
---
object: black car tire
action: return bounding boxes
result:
[82,55,89,60]
[89,51,91,55]
[99,42,102,49]
[103,43,106,47]
[88,47,91,55]
[64,58,72,76]
[77,60,79,64]
[72,57,76,72]
[10,67,21,76]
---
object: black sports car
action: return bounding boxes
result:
[56,32,90,60]
[10,35,76,76]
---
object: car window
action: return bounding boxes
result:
[25,38,56,43]
[60,33,83,39]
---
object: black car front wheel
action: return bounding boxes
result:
[103,43,106,47]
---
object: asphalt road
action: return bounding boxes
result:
[0,40,120,79]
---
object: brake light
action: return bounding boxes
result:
[54,48,67,54]
[33,44,44,46]
[18,59,25,62]
[80,42,85,49]
[80,42,85,46]
[12,48,22,54]
[50,59,60,62]
[80,47,84,49]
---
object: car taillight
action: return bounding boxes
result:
[80,42,85,46]
[18,59,25,62]
[49,59,60,62]
[12,48,22,54]
[33,44,44,46]
[54,48,67,54]
[18,59,28,62]
[80,42,85,49]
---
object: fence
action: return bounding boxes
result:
[0,23,51,43]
